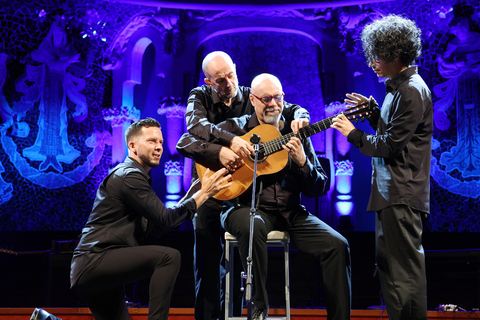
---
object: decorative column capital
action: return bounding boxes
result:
[164,160,183,176]
[103,105,141,127]
[334,160,354,176]
[157,97,187,118]
[325,101,346,117]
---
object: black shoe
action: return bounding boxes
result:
[252,305,268,320]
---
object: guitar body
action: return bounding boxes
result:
[195,101,375,200]
[195,124,288,200]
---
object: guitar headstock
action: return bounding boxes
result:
[343,100,377,123]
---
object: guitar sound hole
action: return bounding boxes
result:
[249,152,267,163]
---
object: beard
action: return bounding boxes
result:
[139,153,161,169]
[263,107,282,125]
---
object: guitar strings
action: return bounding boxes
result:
[258,117,333,156]
[257,102,372,156]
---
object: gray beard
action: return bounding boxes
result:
[263,113,281,125]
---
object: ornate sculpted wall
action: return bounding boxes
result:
[0,0,479,232]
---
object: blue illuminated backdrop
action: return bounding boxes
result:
[0,0,479,232]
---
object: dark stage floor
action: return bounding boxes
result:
[0,231,479,312]
[1,308,479,320]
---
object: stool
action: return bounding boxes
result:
[224,230,291,320]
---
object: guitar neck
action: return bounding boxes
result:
[258,101,372,156]
[259,114,336,156]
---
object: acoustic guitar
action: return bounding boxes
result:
[195,101,375,200]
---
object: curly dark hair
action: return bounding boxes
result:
[125,117,161,143]
[360,15,422,66]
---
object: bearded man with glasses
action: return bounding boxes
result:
[178,74,351,320]
[177,51,310,320]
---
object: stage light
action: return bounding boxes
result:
[30,308,62,320]
[335,201,353,215]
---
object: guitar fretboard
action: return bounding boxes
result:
[258,115,336,156]
[258,100,371,156]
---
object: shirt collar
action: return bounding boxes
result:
[125,156,152,182]
[235,87,246,103]
[212,87,243,107]
[385,66,417,93]
[211,88,223,104]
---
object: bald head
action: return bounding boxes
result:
[202,51,234,78]
[251,73,283,95]
[202,51,238,103]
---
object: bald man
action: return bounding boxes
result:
[177,52,309,320]
[179,74,351,320]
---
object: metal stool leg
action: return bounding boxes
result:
[225,232,290,320]
[225,236,233,320]
[284,236,290,320]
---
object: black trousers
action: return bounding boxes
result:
[223,206,351,320]
[73,245,181,320]
[375,205,427,320]
[193,203,225,320]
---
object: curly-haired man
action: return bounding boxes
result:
[331,15,432,320]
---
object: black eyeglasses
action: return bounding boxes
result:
[251,93,285,104]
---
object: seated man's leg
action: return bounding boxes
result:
[223,206,272,312]
[73,245,181,320]
[194,203,224,320]
[288,211,351,320]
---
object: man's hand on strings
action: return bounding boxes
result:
[291,118,309,135]
[282,137,306,167]
[331,113,355,138]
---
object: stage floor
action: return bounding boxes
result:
[2,232,479,316]
[2,308,479,320]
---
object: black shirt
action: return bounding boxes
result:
[177,85,309,210]
[347,67,433,213]
[71,157,197,287]
[218,114,328,221]
[179,112,327,220]
[181,85,310,164]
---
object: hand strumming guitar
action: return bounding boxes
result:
[221,136,255,172]
[230,136,255,157]
[219,146,243,172]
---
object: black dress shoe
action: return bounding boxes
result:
[252,305,268,320]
